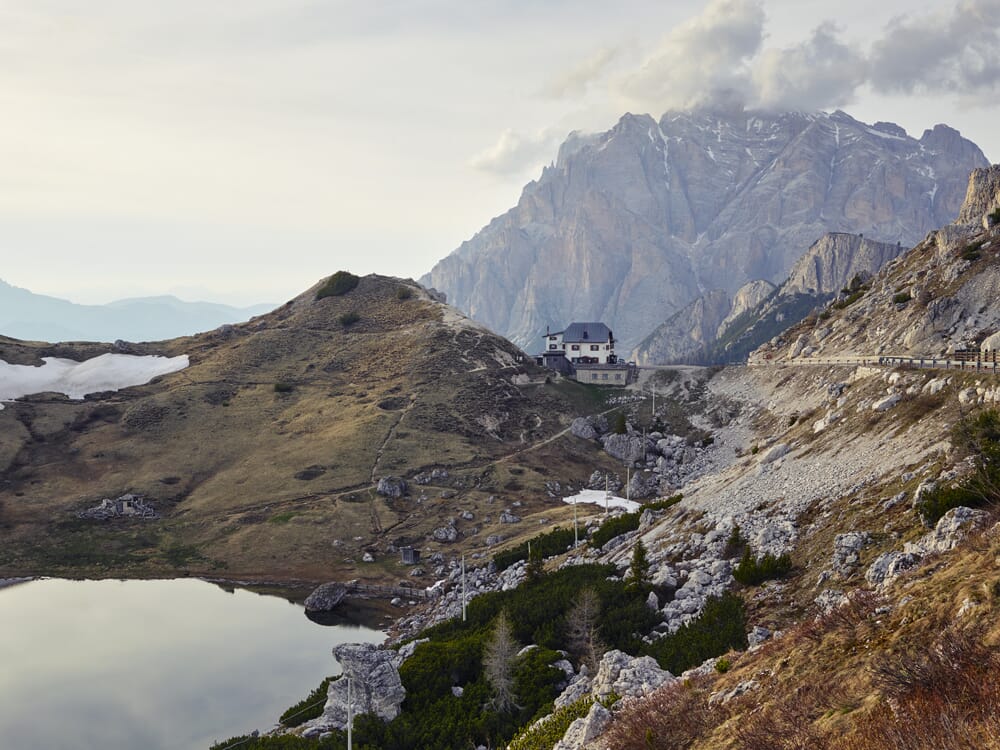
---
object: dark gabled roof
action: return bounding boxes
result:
[542,330,565,338]
[563,322,613,343]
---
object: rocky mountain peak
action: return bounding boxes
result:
[423,109,988,353]
[957,164,1000,228]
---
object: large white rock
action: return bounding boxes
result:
[307,643,406,732]
[553,702,611,750]
[904,506,991,555]
[591,649,675,700]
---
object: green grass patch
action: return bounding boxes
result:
[269,511,299,524]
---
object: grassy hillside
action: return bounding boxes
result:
[0,274,618,582]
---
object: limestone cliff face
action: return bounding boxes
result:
[422,110,987,352]
[635,234,907,364]
[719,280,777,337]
[755,164,1000,362]
[633,290,732,365]
[780,234,906,297]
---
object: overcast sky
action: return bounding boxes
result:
[2,0,998,306]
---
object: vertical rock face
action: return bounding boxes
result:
[422,110,987,352]
[634,233,907,364]
[310,643,406,731]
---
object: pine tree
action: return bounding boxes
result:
[483,610,520,712]
[525,543,544,582]
[625,539,651,592]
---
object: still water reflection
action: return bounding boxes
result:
[0,578,385,750]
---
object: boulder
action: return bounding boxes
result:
[309,643,406,731]
[570,417,599,441]
[500,510,521,524]
[376,476,407,498]
[831,532,870,577]
[757,443,790,465]
[554,702,611,750]
[865,551,922,588]
[591,649,674,699]
[601,433,651,464]
[433,526,459,542]
[304,582,347,612]
[905,506,991,555]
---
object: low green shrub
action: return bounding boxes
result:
[338,311,361,326]
[733,548,793,586]
[493,527,577,572]
[589,512,641,549]
[915,484,986,526]
[279,676,332,726]
[507,697,596,750]
[316,271,359,299]
[274,382,294,393]
[892,292,911,304]
[642,592,747,674]
[396,286,414,300]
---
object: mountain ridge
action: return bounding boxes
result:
[422,108,987,352]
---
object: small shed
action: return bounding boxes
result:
[400,546,421,565]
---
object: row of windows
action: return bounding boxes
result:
[548,344,611,351]
[590,372,623,380]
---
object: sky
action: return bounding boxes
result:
[2,0,998,306]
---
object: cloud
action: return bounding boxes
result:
[468,128,563,176]
[572,0,1000,118]
[751,22,868,111]
[869,0,1000,99]
[540,47,620,99]
[618,0,765,112]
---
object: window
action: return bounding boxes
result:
[592,373,598,380]
[590,344,599,351]
[548,344,557,350]
[549,336,558,341]
[571,344,580,351]
[602,373,608,380]
[615,374,622,380]
[605,345,611,350]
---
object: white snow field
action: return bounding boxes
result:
[562,488,640,513]
[0,353,189,404]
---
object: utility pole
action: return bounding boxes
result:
[347,677,353,750]
[574,497,579,548]
[626,466,631,502]
[461,554,467,622]
[605,475,610,515]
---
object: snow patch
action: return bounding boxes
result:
[563,489,640,513]
[0,353,189,401]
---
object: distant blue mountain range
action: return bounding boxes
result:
[0,279,274,343]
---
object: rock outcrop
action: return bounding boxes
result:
[423,110,986,353]
[305,643,406,733]
[304,582,347,612]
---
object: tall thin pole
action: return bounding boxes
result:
[605,475,610,515]
[574,497,578,548]
[627,466,631,502]
[461,554,467,622]
[347,676,353,750]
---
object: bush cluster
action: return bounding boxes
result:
[915,409,1000,525]
[588,496,682,550]
[338,311,361,326]
[493,526,576,572]
[641,592,748,674]
[316,271,360,299]
[732,548,793,586]
[892,292,911,304]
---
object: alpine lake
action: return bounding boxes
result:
[0,577,388,750]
